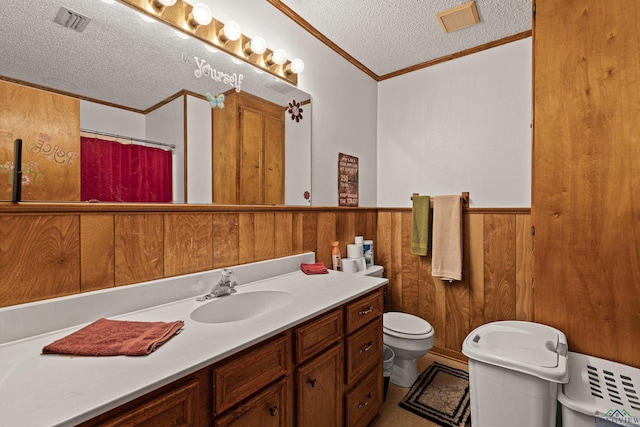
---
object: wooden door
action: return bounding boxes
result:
[238,106,263,204]
[263,113,284,205]
[296,343,343,427]
[533,0,640,367]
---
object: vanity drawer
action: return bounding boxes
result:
[213,377,292,427]
[344,289,383,335]
[344,366,383,427]
[345,317,383,385]
[213,333,292,415]
[295,308,343,364]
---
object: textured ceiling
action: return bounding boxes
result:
[278,0,532,77]
[0,0,309,111]
[0,0,531,111]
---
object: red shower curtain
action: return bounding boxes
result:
[81,137,173,203]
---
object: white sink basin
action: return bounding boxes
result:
[190,290,295,324]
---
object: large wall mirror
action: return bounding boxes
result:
[0,0,312,205]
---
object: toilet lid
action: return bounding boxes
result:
[384,312,433,336]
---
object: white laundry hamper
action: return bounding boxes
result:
[558,351,640,427]
[462,321,569,427]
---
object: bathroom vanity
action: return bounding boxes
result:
[0,254,387,426]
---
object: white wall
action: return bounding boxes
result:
[146,97,185,203]
[376,38,532,208]
[185,95,212,204]
[201,0,379,206]
[80,102,145,138]
[285,102,312,206]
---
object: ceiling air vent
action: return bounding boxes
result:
[53,6,91,32]
[436,1,480,33]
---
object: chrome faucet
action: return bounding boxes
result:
[198,269,237,301]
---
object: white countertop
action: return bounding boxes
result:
[0,254,387,427]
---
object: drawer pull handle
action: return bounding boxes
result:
[358,342,373,354]
[358,306,373,316]
[309,379,317,388]
[269,405,279,416]
[358,392,374,409]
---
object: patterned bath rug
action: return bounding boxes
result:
[399,362,471,427]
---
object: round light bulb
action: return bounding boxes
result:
[290,58,305,74]
[222,21,241,41]
[249,37,267,55]
[191,3,212,26]
[271,49,287,65]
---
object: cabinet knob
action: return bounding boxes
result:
[255,164,260,168]
[309,379,317,388]
[357,393,373,409]
[358,342,373,354]
[358,306,373,316]
[269,405,279,416]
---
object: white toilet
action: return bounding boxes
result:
[360,266,435,388]
[383,312,435,387]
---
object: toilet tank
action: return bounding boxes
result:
[361,265,384,277]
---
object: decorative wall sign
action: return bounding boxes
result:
[182,53,243,92]
[338,152,358,207]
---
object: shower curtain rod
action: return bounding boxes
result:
[80,129,176,150]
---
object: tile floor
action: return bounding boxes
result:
[376,353,469,427]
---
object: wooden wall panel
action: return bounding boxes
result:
[515,215,532,321]
[212,213,239,268]
[445,215,471,353]
[378,209,530,360]
[534,0,640,367]
[164,213,213,277]
[114,214,164,286]
[274,212,293,258]
[0,215,79,306]
[81,214,114,292]
[238,213,255,264]
[483,214,516,323]
[302,212,317,254]
[400,212,419,317]
[291,212,304,254]
[468,214,485,330]
[316,212,336,269]
[335,211,355,257]
[0,206,522,362]
[254,212,275,262]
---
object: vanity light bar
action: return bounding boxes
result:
[117,0,301,86]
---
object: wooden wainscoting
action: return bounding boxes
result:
[0,206,377,308]
[376,208,532,361]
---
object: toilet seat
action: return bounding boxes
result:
[383,312,433,339]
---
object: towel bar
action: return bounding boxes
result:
[411,192,469,207]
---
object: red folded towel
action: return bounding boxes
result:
[42,318,184,357]
[301,262,329,275]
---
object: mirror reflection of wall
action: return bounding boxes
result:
[0,0,311,205]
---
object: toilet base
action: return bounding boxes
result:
[390,356,419,388]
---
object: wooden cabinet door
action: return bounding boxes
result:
[238,106,264,204]
[263,113,284,205]
[296,343,343,427]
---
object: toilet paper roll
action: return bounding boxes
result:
[341,258,358,274]
[356,257,366,272]
[347,244,364,259]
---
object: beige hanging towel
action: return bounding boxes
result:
[431,195,463,281]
